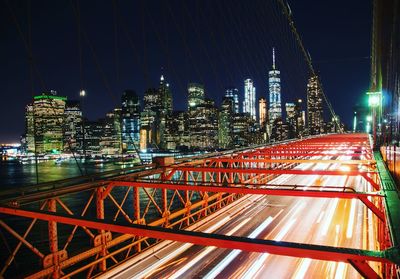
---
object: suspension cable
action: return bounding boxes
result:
[276,0,343,133]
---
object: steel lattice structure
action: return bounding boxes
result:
[0,134,398,278]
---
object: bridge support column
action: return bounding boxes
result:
[133,186,141,252]
[161,171,170,227]
[48,199,60,279]
[96,187,107,272]
[184,171,190,227]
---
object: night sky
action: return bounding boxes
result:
[0,0,372,143]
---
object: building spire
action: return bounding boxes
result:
[272,47,276,70]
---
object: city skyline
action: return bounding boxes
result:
[0,1,372,142]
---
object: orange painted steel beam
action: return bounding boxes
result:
[162,167,380,190]
[109,181,385,221]
[205,158,374,165]
[0,206,393,268]
[168,166,376,177]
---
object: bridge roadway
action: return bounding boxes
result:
[102,152,379,278]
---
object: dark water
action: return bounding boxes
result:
[0,159,126,189]
[0,158,199,278]
[0,159,145,278]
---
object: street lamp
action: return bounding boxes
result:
[366,91,382,148]
[80,89,86,159]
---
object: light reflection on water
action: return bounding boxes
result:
[0,160,124,189]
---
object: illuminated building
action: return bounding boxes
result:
[307,75,324,135]
[121,90,140,152]
[188,98,218,149]
[164,111,188,150]
[83,121,102,156]
[159,74,173,113]
[225,87,239,113]
[63,100,82,152]
[270,118,288,142]
[294,99,305,137]
[24,104,34,153]
[143,88,162,112]
[141,88,165,150]
[259,97,267,127]
[140,110,157,151]
[269,48,282,124]
[100,109,122,155]
[243,79,256,120]
[25,92,66,154]
[232,113,253,146]
[218,97,234,148]
[188,83,205,110]
[285,102,296,138]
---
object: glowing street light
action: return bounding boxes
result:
[366,91,382,147]
[80,89,86,97]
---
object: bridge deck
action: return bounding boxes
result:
[0,134,398,278]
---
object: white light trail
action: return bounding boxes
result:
[316,210,325,224]
[204,216,275,279]
[334,262,347,279]
[134,216,231,278]
[320,198,339,236]
[169,218,251,279]
[293,258,312,279]
[346,199,357,238]
[241,217,297,279]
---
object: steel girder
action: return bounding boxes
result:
[0,205,394,279]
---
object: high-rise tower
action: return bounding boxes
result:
[225,87,239,113]
[159,74,173,113]
[188,83,205,110]
[121,90,141,152]
[307,75,324,135]
[269,48,282,124]
[259,97,267,127]
[243,79,256,120]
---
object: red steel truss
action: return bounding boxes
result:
[0,134,397,278]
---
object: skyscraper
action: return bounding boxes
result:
[25,91,66,154]
[159,74,173,113]
[121,90,141,152]
[188,98,218,149]
[64,100,82,152]
[141,88,164,149]
[225,87,239,113]
[295,99,305,137]
[269,48,282,124]
[285,102,296,138]
[218,97,234,148]
[243,79,256,120]
[100,109,122,155]
[259,97,267,127]
[188,83,205,110]
[307,75,324,135]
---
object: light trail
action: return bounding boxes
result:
[169,217,251,279]
[293,258,312,279]
[203,215,275,279]
[346,198,357,238]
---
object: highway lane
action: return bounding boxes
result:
[102,151,380,279]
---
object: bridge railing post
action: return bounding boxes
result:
[96,187,107,272]
[47,198,60,279]
[133,186,141,252]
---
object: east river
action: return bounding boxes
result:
[0,159,128,189]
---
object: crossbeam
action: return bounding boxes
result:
[205,158,374,165]
[108,180,385,221]
[164,166,380,190]
[0,205,393,279]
